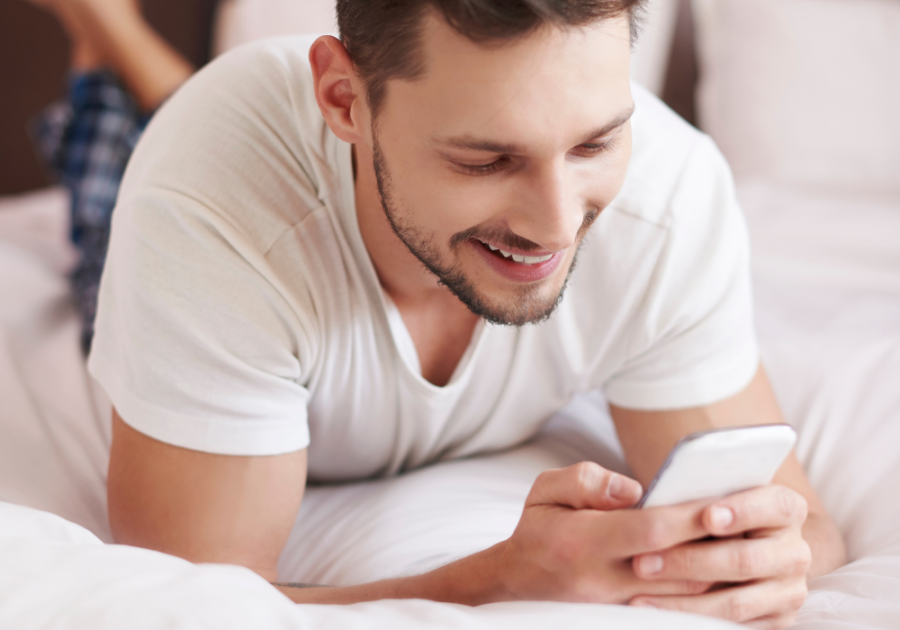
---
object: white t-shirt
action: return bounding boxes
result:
[88,36,758,482]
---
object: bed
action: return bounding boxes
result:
[1,1,898,628]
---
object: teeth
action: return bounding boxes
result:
[480,241,553,265]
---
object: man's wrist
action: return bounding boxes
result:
[802,510,847,580]
[413,541,514,606]
[274,541,515,606]
[271,581,332,589]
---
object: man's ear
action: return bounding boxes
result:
[309,36,368,145]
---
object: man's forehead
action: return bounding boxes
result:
[381,11,634,152]
[412,10,631,86]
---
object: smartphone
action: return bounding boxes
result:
[636,424,797,509]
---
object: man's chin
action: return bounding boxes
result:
[446,277,569,327]
[478,301,563,327]
[465,247,582,325]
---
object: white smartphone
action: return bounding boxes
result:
[636,424,797,509]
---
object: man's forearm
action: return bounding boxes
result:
[272,544,510,606]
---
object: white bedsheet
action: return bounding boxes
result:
[2,503,740,630]
[743,182,900,629]
[1,184,899,628]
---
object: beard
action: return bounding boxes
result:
[371,131,597,327]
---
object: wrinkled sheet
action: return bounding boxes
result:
[1,184,899,628]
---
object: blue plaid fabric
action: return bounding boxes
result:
[32,70,150,353]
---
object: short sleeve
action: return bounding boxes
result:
[86,43,320,456]
[88,188,311,455]
[603,136,759,410]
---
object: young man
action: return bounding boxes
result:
[87,0,845,626]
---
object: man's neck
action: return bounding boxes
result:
[352,143,479,386]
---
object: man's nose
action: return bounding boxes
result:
[508,160,584,253]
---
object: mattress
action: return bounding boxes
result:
[1,184,898,628]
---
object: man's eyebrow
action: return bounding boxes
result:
[433,103,635,155]
[576,104,636,145]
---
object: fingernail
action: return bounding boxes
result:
[608,475,629,500]
[639,554,664,575]
[710,506,734,529]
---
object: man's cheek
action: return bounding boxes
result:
[418,186,501,233]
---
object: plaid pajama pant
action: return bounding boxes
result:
[33,70,151,353]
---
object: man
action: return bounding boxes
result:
[90,0,846,626]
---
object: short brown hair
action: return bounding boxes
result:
[337,0,646,117]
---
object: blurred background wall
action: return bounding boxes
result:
[0,0,696,196]
[0,0,219,195]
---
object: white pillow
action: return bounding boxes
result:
[213,0,337,56]
[692,0,900,195]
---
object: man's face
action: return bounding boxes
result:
[370,12,634,325]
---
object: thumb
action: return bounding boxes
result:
[527,462,643,511]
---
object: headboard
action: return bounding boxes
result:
[0,0,220,196]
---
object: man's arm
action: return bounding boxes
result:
[108,410,307,581]
[108,409,722,606]
[610,365,847,622]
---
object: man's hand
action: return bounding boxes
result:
[630,484,811,629]
[494,462,713,604]
[611,366,847,626]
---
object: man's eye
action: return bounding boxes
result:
[458,157,509,175]
[453,139,616,175]
[576,138,616,157]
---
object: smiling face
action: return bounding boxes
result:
[361,11,634,325]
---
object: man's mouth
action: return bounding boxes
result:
[477,240,555,265]
[469,238,564,283]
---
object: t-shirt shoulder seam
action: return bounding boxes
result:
[141,183,272,252]
[138,184,329,260]
[606,204,671,230]
[667,133,723,231]
[608,131,709,230]
[263,202,331,257]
